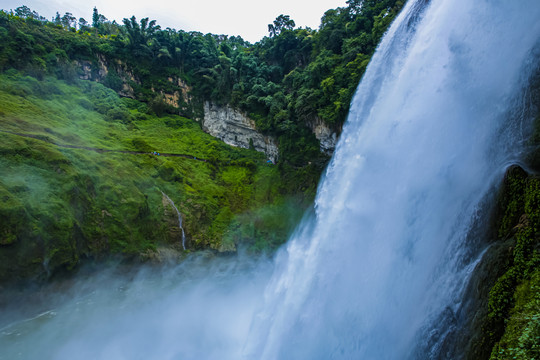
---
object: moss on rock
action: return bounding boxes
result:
[464,166,540,359]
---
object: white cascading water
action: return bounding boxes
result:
[1,0,539,359]
[161,191,187,250]
[244,0,540,357]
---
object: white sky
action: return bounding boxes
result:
[2,0,347,43]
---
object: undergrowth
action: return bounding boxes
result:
[482,168,540,360]
[0,71,314,282]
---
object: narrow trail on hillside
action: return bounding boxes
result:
[0,129,209,162]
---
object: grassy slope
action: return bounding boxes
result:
[0,71,311,282]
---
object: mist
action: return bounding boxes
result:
[0,253,273,360]
[1,0,539,358]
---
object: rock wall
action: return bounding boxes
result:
[77,56,137,98]
[202,102,279,162]
[77,57,192,108]
[306,117,338,155]
[76,56,332,158]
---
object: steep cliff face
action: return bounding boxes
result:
[202,102,279,162]
[76,57,330,159]
[78,56,137,98]
[453,165,540,360]
[77,57,192,109]
[306,117,338,154]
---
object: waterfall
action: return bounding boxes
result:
[1,1,539,359]
[244,0,540,358]
[161,191,186,250]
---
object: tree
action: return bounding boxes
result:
[268,14,295,37]
[14,5,32,18]
[61,12,76,29]
[78,17,90,32]
[53,12,61,25]
[92,7,99,28]
[122,16,160,46]
[92,7,107,28]
[13,6,45,21]
[346,0,364,15]
[122,16,161,58]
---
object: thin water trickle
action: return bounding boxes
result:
[161,191,186,250]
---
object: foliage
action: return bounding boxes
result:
[268,15,296,37]
[0,1,404,282]
[479,168,540,360]
[0,0,405,169]
[0,72,314,282]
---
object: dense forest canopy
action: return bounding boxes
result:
[0,0,404,166]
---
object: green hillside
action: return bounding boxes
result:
[0,1,407,282]
[0,71,312,282]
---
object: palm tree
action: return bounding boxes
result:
[122,16,161,58]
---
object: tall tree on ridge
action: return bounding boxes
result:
[268,14,296,37]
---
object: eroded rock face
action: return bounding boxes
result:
[77,56,137,98]
[202,102,279,162]
[307,117,338,155]
[77,58,192,106]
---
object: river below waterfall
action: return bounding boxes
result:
[2,0,540,359]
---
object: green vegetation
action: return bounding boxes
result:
[0,2,538,357]
[479,167,540,360]
[0,0,404,167]
[471,69,540,360]
[0,72,311,282]
[0,1,405,282]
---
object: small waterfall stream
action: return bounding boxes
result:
[161,191,186,250]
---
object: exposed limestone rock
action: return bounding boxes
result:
[78,57,107,81]
[77,57,192,108]
[162,92,182,108]
[78,61,93,80]
[154,77,193,109]
[77,56,137,98]
[202,102,279,162]
[168,77,192,104]
[307,117,338,154]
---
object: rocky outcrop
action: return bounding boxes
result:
[77,56,138,98]
[202,102,279,162]
[78,58,106,81]
[77,57,192,107]
[152,77,192,109]
[307,117,338,154]
[167,77,192,105]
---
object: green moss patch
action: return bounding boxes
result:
[478,167,540,360]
